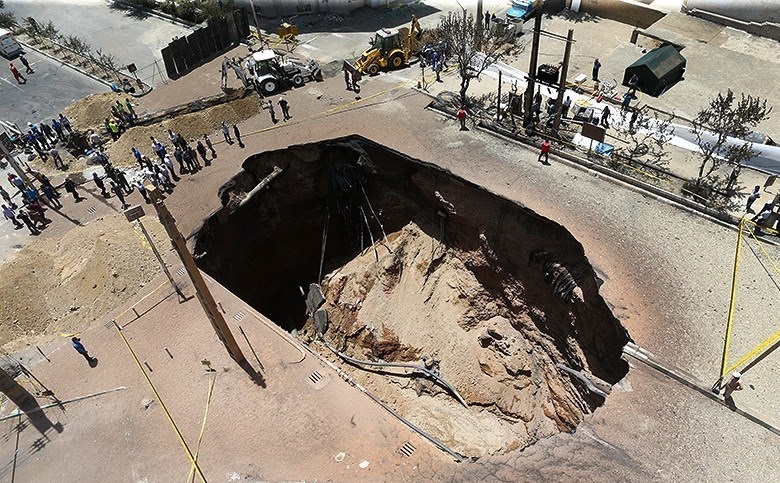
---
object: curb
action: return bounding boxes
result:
[20,40,113,90]
[20,40,155,99]
[424,101,780,244]
[623,342,780,437]
[111,0,197,29]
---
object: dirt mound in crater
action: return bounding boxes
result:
[306,222,593,457]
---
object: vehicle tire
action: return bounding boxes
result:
[292,75,304,87]
[367,64,380,76]
[388,53,404,69]
[261,78,279,95]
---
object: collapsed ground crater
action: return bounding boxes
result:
[193,135,631,457]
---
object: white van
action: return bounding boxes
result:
[0,29,23,58]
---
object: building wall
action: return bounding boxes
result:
[235,0,367,18]
[569,0,667,28]
[683,0,780,24]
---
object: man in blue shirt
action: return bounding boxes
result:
[71,337,96,363]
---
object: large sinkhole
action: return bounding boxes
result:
[193,135,631,457]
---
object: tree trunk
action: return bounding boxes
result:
[460,77,470,106]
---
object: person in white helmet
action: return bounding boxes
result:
[723,372,743,399]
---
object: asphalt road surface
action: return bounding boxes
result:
[0,48,106,129]
[4,0,191,85]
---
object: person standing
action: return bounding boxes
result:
[722,372,743,400]
[2,204,23,229]
[351,70,361,93]
[196,141,209,165]
[746,186,761,213]
[49,147,64,169]
[0,186,15,208]
[592,58,601,81]
[278,96,291,120]
[41,184,61,208]
[93,172,108,197]
[8,174,26,194]
[135,180,150,203]
[16,209,39,235]
[110,181,128,208]
[71,337,96,363]
[484,11,491,31]
[173,146,185,174]
[221,121,232,144]
[163,154,180,181]
[125,98,136,119]
[203,134,216,157]
[344,68,352,90]
[19,54,34,74]
[456,106,467,131]
[268,101,278,124]
[600,105,611,128]
[108,120,120,140]
[63,178,84,202]
[538,139,552,165]
[58,113,73,134]
[233,124,244,148]
[9,62,26,84]
[51,118,66,141]
[562,96,571,118]
[629,109,639,134]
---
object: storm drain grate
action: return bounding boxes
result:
[176,267,187,277]
[398,442,416,458]
[103,319,115,330]
[308,371,323,384]
[233,311,246,321]
[86,206,97,214]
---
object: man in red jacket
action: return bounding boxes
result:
[538,139,551,164]
[456,106,467,130]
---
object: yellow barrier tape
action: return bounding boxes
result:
[112,320,208,483]
[187,372,217,483]
[725,325,780,376]
[719,217,744,378]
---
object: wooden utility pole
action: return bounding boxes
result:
[153,200,245,364]
[523,13,543,128]
[474,0,483,51]
[552,29,575,132]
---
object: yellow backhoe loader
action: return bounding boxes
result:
[348,15,422,76]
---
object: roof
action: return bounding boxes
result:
[375,28,398,38]
[252,50,277,62]
[626,45,686,78]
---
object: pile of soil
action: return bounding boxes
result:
[306,223,594,458]
[103,96,261,166]
[63,92,129,132]
[0,215,168,351]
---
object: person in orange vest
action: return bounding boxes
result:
[538,139,551,165]
[456,106,467,130]
[9,62,26,84]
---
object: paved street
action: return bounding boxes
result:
[0,48,105,129]
[1,2,779,481]
[4,0,191,85]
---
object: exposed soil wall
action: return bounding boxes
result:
[193,135,631,456]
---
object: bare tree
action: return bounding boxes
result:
[0,0,17,30]
[692,89,772,191]
[437,8,514,106]
[616,108,675,174]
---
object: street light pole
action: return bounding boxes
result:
[0,132,31,185]
[249,0,260,39]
